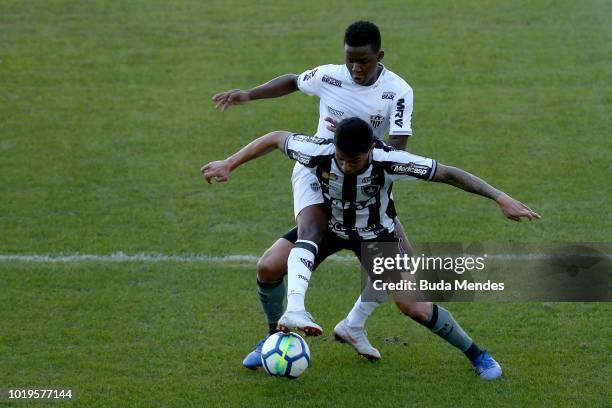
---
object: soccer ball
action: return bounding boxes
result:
[260,332,311,378]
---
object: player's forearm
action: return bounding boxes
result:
[386,135,409,151]
[432,164,503,201]
[247,74,299,100]
[226,131,289,171]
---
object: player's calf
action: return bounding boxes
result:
[395,299,431,322]
[402,302,502,380]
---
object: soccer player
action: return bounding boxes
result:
[213,21,417,368]
[201,117,541,380]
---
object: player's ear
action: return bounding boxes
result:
[377,50,384,62]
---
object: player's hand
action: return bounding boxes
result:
[201,160,231,184]
[324,116,339,132]
[496,193,541,222]
[212,89,250,111]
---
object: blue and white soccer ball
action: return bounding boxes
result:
[260,332,311,378]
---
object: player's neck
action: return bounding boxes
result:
[362,64,383,87]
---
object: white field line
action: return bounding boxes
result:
[0,252,354,263]
[0,252,608,263]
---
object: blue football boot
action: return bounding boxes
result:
[242,335,270,370]
[472,351,502,380]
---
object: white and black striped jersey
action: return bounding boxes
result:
[284,133,437,241]
[297,64,413,140]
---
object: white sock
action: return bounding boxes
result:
[346,295,381,328]
[286,240,318,312]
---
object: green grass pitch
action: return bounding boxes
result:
[0,0,610,406]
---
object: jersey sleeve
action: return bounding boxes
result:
[388,86,414,136]
[296,65,327,97]
[284,133,334,168]
[378,149,437,181]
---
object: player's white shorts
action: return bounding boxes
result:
[292,162,324,219]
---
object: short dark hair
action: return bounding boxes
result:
[334,117,374,156]
[344,21,381,52]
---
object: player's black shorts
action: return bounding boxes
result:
[282,226,403,271]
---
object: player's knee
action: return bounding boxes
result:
[256,254,285,283]
[395,301,429,322]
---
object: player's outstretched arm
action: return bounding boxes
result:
[212,74,299,111]
[432,164,541,222]
[201,131,290,184]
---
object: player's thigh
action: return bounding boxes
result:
[257,238,294,282]
[292,164,325,221]
[312,228,347,270]
[296,204,328,243]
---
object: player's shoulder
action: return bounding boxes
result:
[302,63,341,77]
[372,147,408,163]
[372,147,426,169]
[381,67,413,95]
[286,133,334,167]
[289,132,334,146]
[298,64,345,90]
[372,148,435,179]
[318,64,347,85]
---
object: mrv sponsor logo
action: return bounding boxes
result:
[394,98,405,127]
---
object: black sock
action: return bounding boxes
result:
[464,342,483,362]
[257,278,285,334]
[420,304,476,356]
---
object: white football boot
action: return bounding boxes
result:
[277,310,323,336]
[333,319,381,361]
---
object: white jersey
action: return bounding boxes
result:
[284,133,436,240]
[297,63,413,140]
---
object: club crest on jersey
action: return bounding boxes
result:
[310,182,320,192]
[382,91,396,100]
[362,185,380,196]
[370,114,385,129]
[322,74,342,88]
